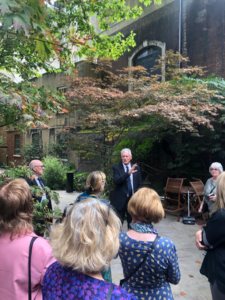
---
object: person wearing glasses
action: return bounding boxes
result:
[26,160,53,236]
[0,179,56,300]
[198,162,223,214]
[42,199,138,300]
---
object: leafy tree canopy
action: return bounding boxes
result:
[0,0,161,129]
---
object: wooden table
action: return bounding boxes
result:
[180,186,199,213]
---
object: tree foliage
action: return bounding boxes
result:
[0,0,162,129]
[59,52,225,189]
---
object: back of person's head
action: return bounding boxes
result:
[212,172,225,213]
[128,187,164,224]
[84,171,106,194]
[50,198,121,274]
[0,178,33,239]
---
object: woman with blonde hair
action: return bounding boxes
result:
[75,171,106,203]
[42,198,137,300]
[119,187,180,300]
[196,171,225,300]
[0,178,55,300]
[74,170,113,282]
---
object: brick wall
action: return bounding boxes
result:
[7,131,23,166]
[111,0,225,78]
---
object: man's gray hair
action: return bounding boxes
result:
[209,162,223,175]
[121,148,132,156]
[29,161,36,171]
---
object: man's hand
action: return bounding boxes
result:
[195,230,208,250]
[128,163,138,174]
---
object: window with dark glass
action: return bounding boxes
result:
[57,134,67,159]
[14,134,20,155]
[133,46,162,76]
[32,133,40,158]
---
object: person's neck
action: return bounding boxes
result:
[84,272,104,281]
[212,176,218,181]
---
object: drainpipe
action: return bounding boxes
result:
[179,0,182,67]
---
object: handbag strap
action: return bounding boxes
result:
[122,235,160,283]
[107,285,114,300]
[28,237,38,300]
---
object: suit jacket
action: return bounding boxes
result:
[25,176,52,210]
[110,162,142,210]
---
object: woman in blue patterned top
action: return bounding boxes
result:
[119,187,181,300]
[42,198,138,300]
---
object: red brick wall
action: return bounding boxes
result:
[7,131,23,166]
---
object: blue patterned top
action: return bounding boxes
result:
[42,261,138,300]
[119,233,181,300]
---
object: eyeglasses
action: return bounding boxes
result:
[35,165,44,168]
[211,168,219,171]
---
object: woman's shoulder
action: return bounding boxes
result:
[156,236,176,248]
[119,232,175,245]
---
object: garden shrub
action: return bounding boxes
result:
[73,172,89,192]
[42,156,66,190]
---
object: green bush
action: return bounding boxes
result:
[73,172,89,192]
[42,156,66,190]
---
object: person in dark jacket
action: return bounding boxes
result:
[25,160,52,236]
[110,148,142,227]
[196,171,225,300]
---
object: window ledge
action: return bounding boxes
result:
[13,155,21,157]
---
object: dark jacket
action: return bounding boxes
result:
[25,176,52,211]
[200,209,225,294]
[110,162,142,210]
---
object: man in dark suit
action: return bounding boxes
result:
[25,160,52,236]
[111,148,142,227]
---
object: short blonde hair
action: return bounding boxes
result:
[128,187,164,224]
[84,171,106,194]
[50,198,121,274]
[0,178,33,239]
[211,172,225,214]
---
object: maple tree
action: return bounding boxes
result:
[0,0,161,129]
[59,52,224,190]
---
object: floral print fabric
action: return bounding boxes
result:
[42,261,137,300]
[119,233,181,300]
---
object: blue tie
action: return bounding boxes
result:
[37,177,44,188]
[126,166,132,195]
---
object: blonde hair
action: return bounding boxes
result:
[50,198,121,274]
[211,172,225,214]
[84,171,106,194]
[128,187,164,224]
[0,178,33,239]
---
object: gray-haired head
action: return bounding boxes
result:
[209,162,223,175]
[121,148,132,156]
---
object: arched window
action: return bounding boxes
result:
[133,46,162,76]
[128,41,166,90]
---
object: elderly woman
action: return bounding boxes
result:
[76,171,106,203]
[0,179,55,300]
[199,162,223,213]
[196,172,225,300]
[119,187,180,300]
[42,198,137,300]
